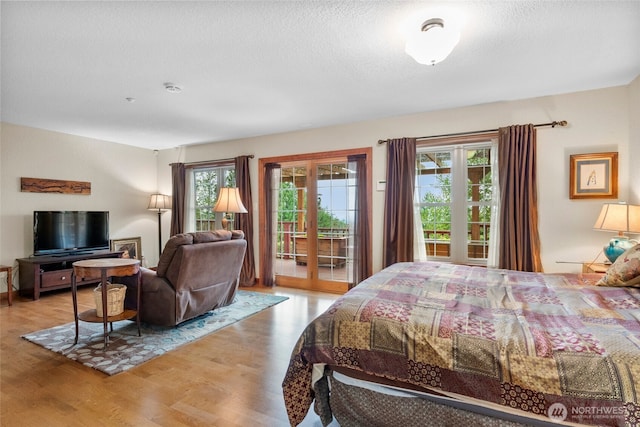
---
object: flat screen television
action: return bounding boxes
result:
[33,211,110,256]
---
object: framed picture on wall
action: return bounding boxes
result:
[569,152,618,199]
[110,237,142,260]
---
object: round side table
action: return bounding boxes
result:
[71,258,141,349]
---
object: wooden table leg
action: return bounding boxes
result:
[6,266,12,306]
[1,266,12,306]
[100,269,109,349]
[136,270,141,336]
[72,272,79,345]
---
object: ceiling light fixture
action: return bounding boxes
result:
[164,82,182,93]
[405,17,460,66]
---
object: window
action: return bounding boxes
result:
[416,142,495,264]
[192,166,235,231]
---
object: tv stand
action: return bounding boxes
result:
[50,250,94,258]
[17,251,123,300]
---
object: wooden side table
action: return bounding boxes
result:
[71,258,141,349]
[582,262,609,274]
[1,265,12,306]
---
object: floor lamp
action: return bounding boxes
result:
[213,187,247,230]
[148,194,171,257]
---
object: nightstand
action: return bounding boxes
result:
[582,262,609,274]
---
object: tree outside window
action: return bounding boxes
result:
[416,144,493,263]
[193,167,235,231]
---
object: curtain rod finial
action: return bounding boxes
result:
[552,120,568,128]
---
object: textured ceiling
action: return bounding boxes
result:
[1,1,639,150]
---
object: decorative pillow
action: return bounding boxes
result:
[596,243,640,287]
[156,233,193,277]
[191,230,231,243]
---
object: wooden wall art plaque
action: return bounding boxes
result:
[20,177,91,195]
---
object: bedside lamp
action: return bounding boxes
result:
[213,187,247,230]
[148,193,171,257]
[593,202,640,263]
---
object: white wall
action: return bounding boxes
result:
[164,83,637,275]
[0,124,159,295]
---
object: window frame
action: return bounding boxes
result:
[191,165,236,231]
[416,140,495,265]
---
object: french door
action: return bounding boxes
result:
[259,149,371,293]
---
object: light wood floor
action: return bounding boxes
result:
[0,286,340,426]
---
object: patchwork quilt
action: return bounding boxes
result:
[282,262,640,426]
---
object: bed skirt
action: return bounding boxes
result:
[328,370,563,427]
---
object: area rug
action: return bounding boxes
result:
[22,290,288,375]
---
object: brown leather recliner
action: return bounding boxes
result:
[122,230,247,326]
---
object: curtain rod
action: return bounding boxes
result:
[377,120,568,145]
[170,154,254,167]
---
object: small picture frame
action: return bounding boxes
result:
[569,152,618,199]
[110,237,142,260]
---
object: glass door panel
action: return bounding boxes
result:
[316,162,353,284]
[272,159,353,292]
[274,165,308,281]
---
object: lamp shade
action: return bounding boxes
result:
[213,187,248,214]
[593,203,640,234]
[148,194,171,211]
[593,203,640,262]
[405,18,460,66]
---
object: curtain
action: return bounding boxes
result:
[347,154,371,288]
[383,138,417,268]
[170,162,186,236]
[497,124,543,272]
[261,163,280,287]
[487,140,501,268]
[235,155,256,286]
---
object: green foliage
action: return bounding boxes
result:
[276,182,348,231]
[317,207,348,229]
[277,181,298,223]
[193,167,236,224]
[194,170,217,220]
[419,148,493,241]
[224,169,236,188]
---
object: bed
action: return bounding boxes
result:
[282,261,640,427]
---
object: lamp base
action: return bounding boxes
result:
[221,215,230,231]
[603,236,636,263]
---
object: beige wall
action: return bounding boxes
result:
[628,74,640,205]
[164,83,637,275]
[0,124,159,294]
[1,81,638,295]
